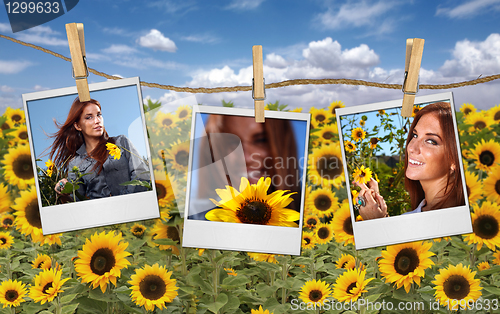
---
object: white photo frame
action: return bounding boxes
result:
[23,77,160,234]
[336,92,472,250]
[182,106,310,255]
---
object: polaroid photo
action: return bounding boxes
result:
[23,77,160,234]
[336,92,472,250]
[182,106,310,255]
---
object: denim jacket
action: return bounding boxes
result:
[67,135,150,200]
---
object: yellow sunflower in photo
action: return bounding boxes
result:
[464,201,500,251]
[251,305,273,314]
[155,111,178,130]
[4,107,25,125]
[350,127,366,142]
[369,137,379,150]
[353,165,372,185]
[154,170,175,207]
[335,254,356,270]
[176,105,191,121]
[0,232,14,250]
[483,167,500,204]
[224,268,237,276]
[328,100,345,116]
[477,261,490,271]
[460,103,477,116]
[129,263,178,312]
[130,224,146,238]
[206,177,299,227]
[74,231,131,293]
[432,263,482,309]
[13,188,43,242]
[1,213,14,228]
[44,159,55,177]
[331,203,355,246]
[315,223,334,244]
[165,140,190,171]
[152,222,180,255]
[307,187,338,218]
[32,254,52,270]
[248,252,279,264]
[378,241,435,293]
[29,268,70,304]
[412,105,421,117]
[465,112,493,132]
[344,140,356,153]
[299,279,332,306]
[303,214,319,229]
[11,125,29,145]
[493,251,500,265]
[1,119,13,132]
[316,123,338,145]
[106,143,121,160]
[487,104,500,122]
[0,184,11,213]
[308,143,345,188]
[302,231,317,250]
[470,139,500,172]
[0,279,28,308]
[309,108,333,128]
[333,268,373,303]
[2,144,35,189]
[465,171,483,204]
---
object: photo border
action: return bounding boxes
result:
[336,92,472,250]
[23,77,160,235]
[182,106,310,255]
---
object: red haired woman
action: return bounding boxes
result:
[354,102,465,219]
[51,97,150,201]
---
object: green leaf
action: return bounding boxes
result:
[119,180,151,188]
[206,292,228,313]
[482,285,500,295]
[61,303,79,314]
[220,275,250,288]
[60,293,78,304]
[189,274,213,294]
[255,283,278,299]
[221,294,240,312]
[153,238,178,246]
[88,288,119,302]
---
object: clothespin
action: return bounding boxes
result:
[401,38,424,117]
[252,45,265,123]
[66,23,90,101]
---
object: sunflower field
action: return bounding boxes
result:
[1,100,500,314]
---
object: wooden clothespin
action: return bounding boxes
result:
[401,38,424,117]
[66,23,90,101]
[252,45,265,123]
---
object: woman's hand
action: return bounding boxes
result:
[55,178,68,195]
[353,178,388,220]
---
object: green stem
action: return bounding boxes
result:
[55,296,62,314]
[469,243,477,267]
[281,258,288,305]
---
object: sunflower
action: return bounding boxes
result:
[333,268,373,303]
[309,108,333,128]
[1,119,13,132]
[460,103,477,116]
[154,170,175,207]
[0,184,11,213]
[378,109,386,115]
[353,165,372,185]
[328,100,345,116]
[1,214,14,228]
[155,111,178,130]
[483,167,500,204]
[464,201,500,251]
[487,104,500,122]
[331,203,355,246]
[251,305,273,314]
[470,139,500,172]
[152,222,180,255]
[477,261,490,271]
[165,140,190,171]
[130,224,146,238]
[308,144,345,188]
[0,279,28,308]
[344,140,356,153]
[378,241,435,293]
[29,268,70,304]
[129,263,178,311]
[307,187,338,218]
[248,252,279,264]
[32,254,52,270]
[2,144,35,189]
[224,268,237,276]
[0,232,13,250]
[4,107,25,125]
[412,105,421,117]
[314,223,334,244]
[302,231,317,250]
[11,125,29,145]
[206,177,299,227]
[432,263,482,309]
[74,231,131,293]
[465,171,483,204]
[493,251,500,265]
[350,127,366,142]
[13,188,43,241]
[290,107,303,113]
[316,123,338,145]
[106,143,121,160]
[465,112,493,132]
[369,137,379,150]
[304,214,319,229]
[335,254,356,270]
[175,105,191,121]
[43,159,55,177]
[299,279,332,305]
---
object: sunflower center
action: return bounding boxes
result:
[139,275,167,300]
[474,121,486,130]
[19,132,28,140]
[370,138,379,145]
[346,282,357,294]
[1,122,10,130]
[175,150,189,167]
[317,226,330,239]
[359,171,366,178]
[356,131,363,138]
[167,226,180,242]
[0,237,6,244]
[393,248,419,275]
[494,111,500,121]
[464,108,472,115]
[479,151,495,167]
[12,154,34,180]
[443,275,470,300]
[156,183,167,200]
[162,119,173,127]
[323,132,334,140]
[314,195,331,211]
[343,217,353,236]
[26,200,42,229]
[237,200,272,224]
[308,289,323,302]
[473,214,499,239]
[179,110,188,119]
[317,154,342,179]
[414,108,420,114]
[3,218,13,226]
[316,115,325,122]
[90,248,116,275]
[304,237,311,245]
[5,290,18,302]
[42,282,53,294]
[133,226,144,234]
[495,180,500,196]
[306,218,317,227]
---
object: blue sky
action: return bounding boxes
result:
[1,0,500,113]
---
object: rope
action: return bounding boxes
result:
[2,33,500,93]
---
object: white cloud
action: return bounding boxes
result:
[102,44,138,54]
[0,60,32,74]
[265,53,288,69]
[147,0,197,14]
[137,30,177,52]
[0,23,11,32]
[226,0,265,10]
[113,57,181,70]
[181,34,220,44]
[16,25,67,46]
[436,0,500,18]
[1,85,14,93]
